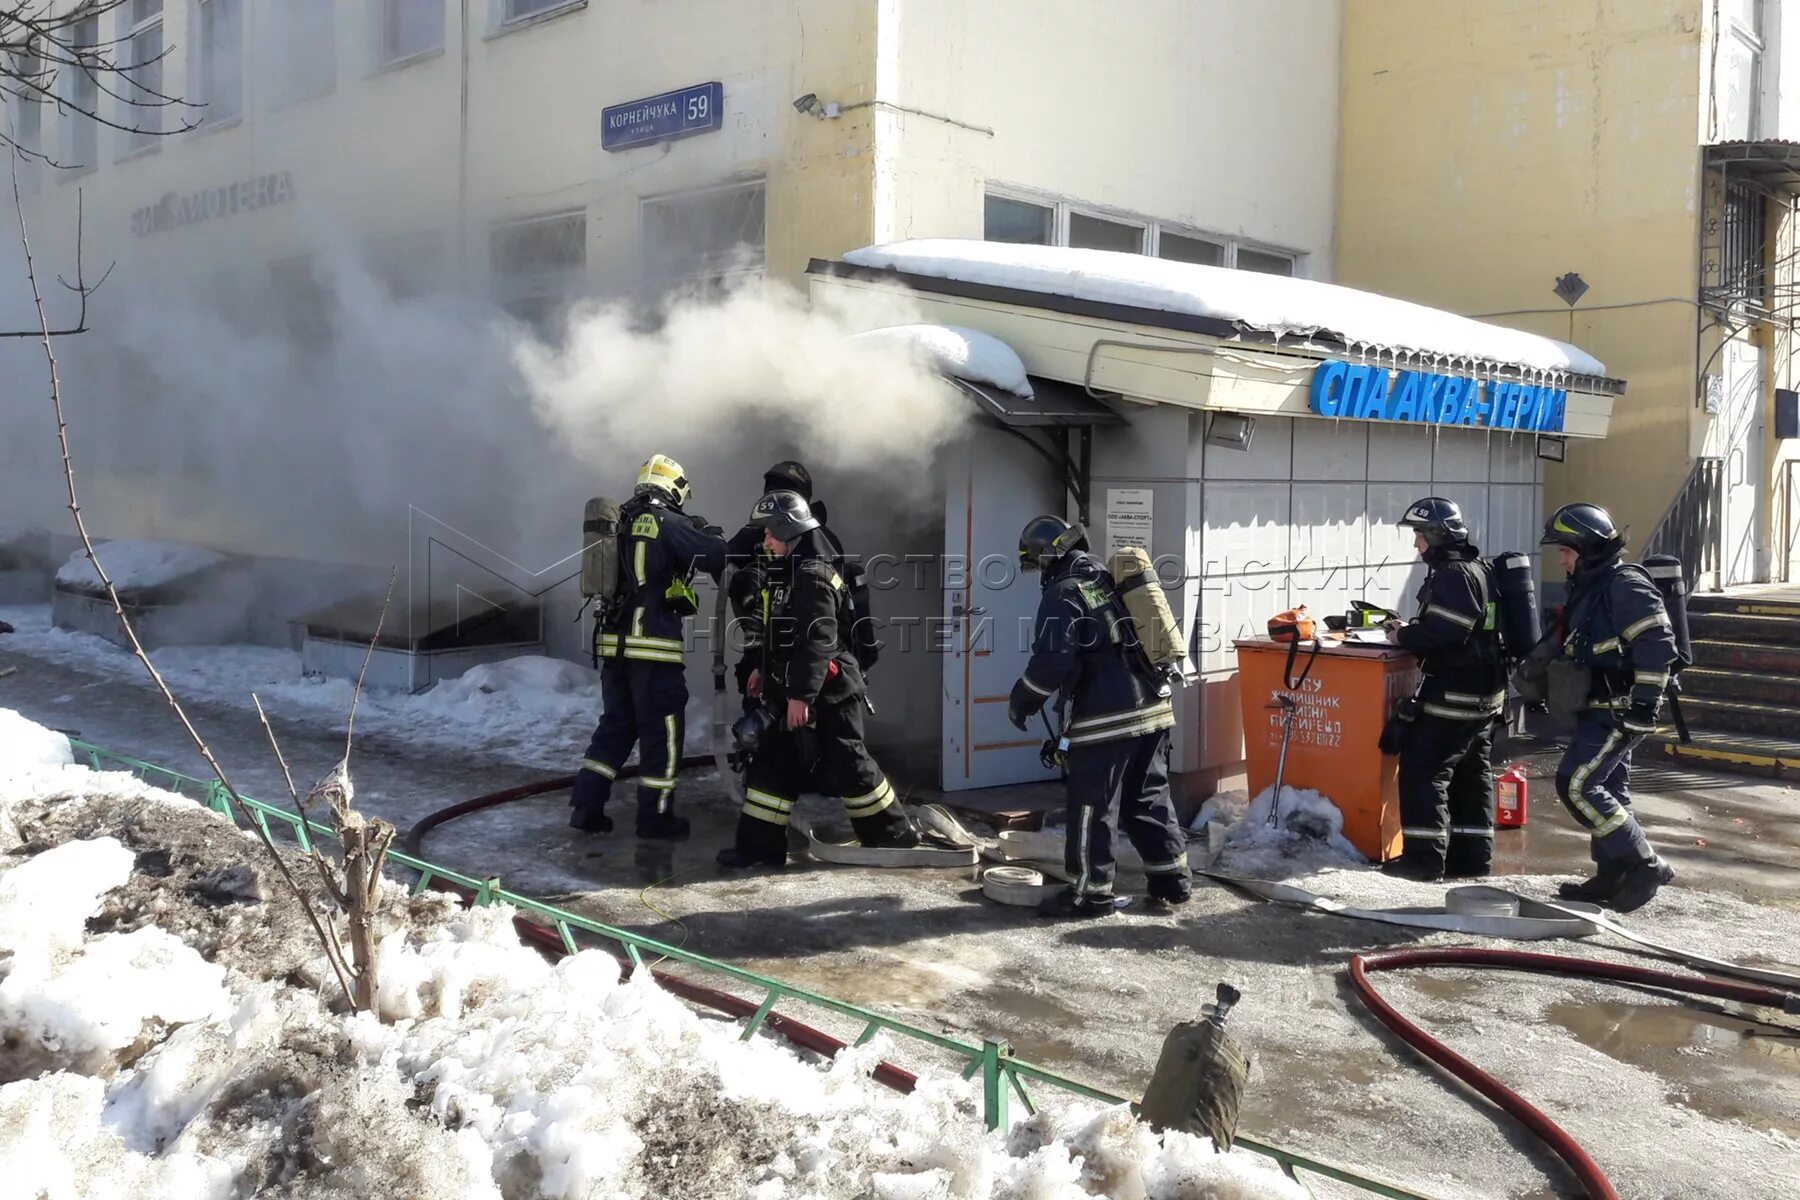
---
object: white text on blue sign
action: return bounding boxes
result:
[1308,361,1566,432]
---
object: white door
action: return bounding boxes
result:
[941,427,1065,791]
[1722,339,1767,587]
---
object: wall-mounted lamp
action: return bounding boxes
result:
[1535,435,1566,462]
[791,93,840,119]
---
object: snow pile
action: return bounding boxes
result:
[0,608,600,769]
[0,709,1307,1200]
[849,324,1035,397]
[0,705,74,778]
[843,240,1607,377]
[54,541,230,594]
[1204,785,1367,878]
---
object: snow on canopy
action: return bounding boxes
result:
[849,323,1035,397]
[841,239,1609,379]
[55,540,229,593]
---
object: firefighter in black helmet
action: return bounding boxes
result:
[723,462,879,704]
[1006,515,1189,918]
[716,490,918,868]
[570,454,726,840]
[1383,497,1505,882]
[1534,502,1679,912]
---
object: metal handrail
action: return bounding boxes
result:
[1642,456,1723,592]
[66,739,1435,1200]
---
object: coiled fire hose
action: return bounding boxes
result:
[1349,946,1800,1200]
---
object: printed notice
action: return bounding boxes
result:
[1104,487,1153,559]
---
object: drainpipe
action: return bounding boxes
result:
[457,0,471,282]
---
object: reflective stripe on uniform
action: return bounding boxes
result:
[580,758,617,779]
[1401,825,1446,839]
[1633,671,1670,689]
[1423,603,1478,629]
[1621,614,1669,642]
[843,778,896,818]
[626,635,685,652]
[743,788,793,825]
[1449,826,1494,838]
[1067,701,1175,734]
[1591,637,1621,655]
[1019,673,1055,697]
[1443,690,1506,707]
[1144,853,1190,875]
[596,634,623,658]
[1568,729,1631,835]
[1073,805,1095,898]
[638,775,676,790]
[1066,711,1176,745]
[1420,702,1495,721]
[633,541,647,590]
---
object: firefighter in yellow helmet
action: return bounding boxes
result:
[570,454,726,839]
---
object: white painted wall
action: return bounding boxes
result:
[876,0,1344,275]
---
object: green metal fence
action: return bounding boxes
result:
[68,739,1432,1200]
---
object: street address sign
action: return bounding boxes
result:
[602,82,724,152]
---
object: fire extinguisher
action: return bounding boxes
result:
[1496,763,1529,828]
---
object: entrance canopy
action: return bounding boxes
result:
[809,240,1626,440]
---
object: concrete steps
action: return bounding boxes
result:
[1651,588,1800,782]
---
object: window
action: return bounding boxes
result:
[641,181,766,295]
[984,195,1053,245]
[504,0,574,24]
[269,255,333,352]
[1157,231,1223,267]
[1715,0,1765,140]
[983,190,1304,276]
[276,0,336,106]
[1069,212,1144,254]
[198,0,244,125]
[64,14,100,168]
[119,0,163,153]
[491,212,587,336]
[367,231,444,300]
[11,47,43,174]
[1236,247,1297,276]
[381,0,443,63]
[1720,181,1767,304]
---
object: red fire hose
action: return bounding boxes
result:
[1349,946,1800,1200]
[402,767,921,1094]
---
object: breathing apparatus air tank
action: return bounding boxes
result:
[1488,550,1543,663]
[1640,554,1693,667]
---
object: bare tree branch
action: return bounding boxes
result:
[0,185,112,337]
[11,151,366,1013]
[345,570,397,766]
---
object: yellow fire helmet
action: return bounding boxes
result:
[635,454,691,506]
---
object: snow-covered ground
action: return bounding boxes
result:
[0,708,1308,1199]
[0,604,601,771]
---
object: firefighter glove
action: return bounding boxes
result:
[1621,701,1660,735]
[1007,703,1030,732]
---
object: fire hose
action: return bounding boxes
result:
[1348,946,1800,1200]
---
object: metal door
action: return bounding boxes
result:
[941,427,1065,791]
[1722,339,1767,586]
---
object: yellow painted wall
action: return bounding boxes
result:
[1338,0,1704,557]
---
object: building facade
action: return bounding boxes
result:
[1339,0,1800,591]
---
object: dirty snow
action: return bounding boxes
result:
[54,541,230,594]
[1197,785,1368,878]
[0,709,1309,1200]
[849,324,1035,396]
[842,240,1607,377]
[0,605,599,770]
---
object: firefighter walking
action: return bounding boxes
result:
[1006,515,1190,918]
[716,490,917,868]
[1384,497,1505,882]
[1533,502,1680,912]
[570,454,726,839]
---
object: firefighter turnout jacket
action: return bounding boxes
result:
[760,532,867,709]
[1394,545,1505,721]
[1009,551,1175,746]
[1560,555,1680,713]
[597,495,726,664]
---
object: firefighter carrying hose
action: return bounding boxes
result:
[1525,502,1679,912]
[716,489,919,868]
[1006,515,1190,918]
[1383,497,1505,882]
[570,454,726,839]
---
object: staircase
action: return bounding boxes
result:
[1648,587,1800,781]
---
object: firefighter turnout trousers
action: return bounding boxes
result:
[571,659,688,827]
[1554,713,1655,866]
[1063,728,1188,900]
[732,698,908,860]
[1396,714,1495,875]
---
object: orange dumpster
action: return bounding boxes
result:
[1232,638,1421,863]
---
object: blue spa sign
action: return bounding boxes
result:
[602,82,724,152]
[1308,361,1568,433]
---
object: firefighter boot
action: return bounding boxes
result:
[1037,887,1124,919]
[637,813,691,841]
[1607,857,1675,914]
[851,807,919,850]
[1145,874,1193,910]
[1557,860,1628,902]
[716,814,788,870]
